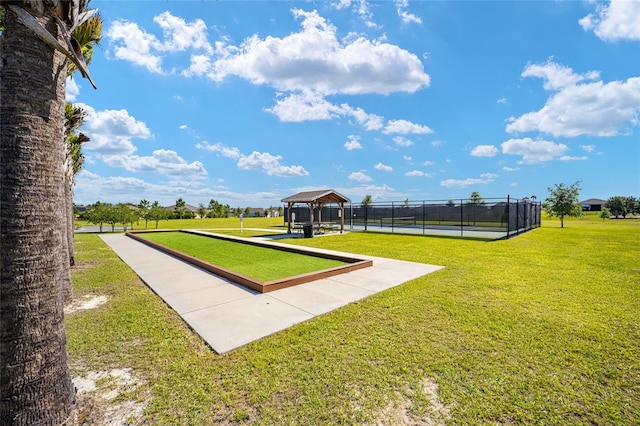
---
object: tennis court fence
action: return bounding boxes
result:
[285,196,541,239]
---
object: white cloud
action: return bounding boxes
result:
[333,0,379,28]
[343,104,384,130]
[384,119,433,134]
[179,124,188,130]
[266,91,384,130]
[404,156,413,161]
[344,135,363,150]
[106,20,165,73]
[196,141,307,177]
[405,170,432,177]
[579,0,640,42]
[210,9,429,95]
[238,152,309,177]
[481,172,499,179]
[374,162,393,172]
[502,166,520,172]
[497,97,507,104]
[65,77,80,102]
[153,12,213,53]
[195,141,242,159]
[107,12,213,74]
[521,60,599,90]
[580,144,596,153]
[103,149,207,176]
[423,160,434,166]
[348,171,373,182]
[395,0,422,24]
[393,136,414,147]
[79,104,152,155]
[501,137,569,164]
[470,145,499,157]
[559,155,588,162]
[440,175,496,188]
[266,91,344,122]
[507,61,640,137]
[332,0,353,11]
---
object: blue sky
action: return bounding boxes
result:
[69,0,640,208]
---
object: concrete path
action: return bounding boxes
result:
[99,233,443,354]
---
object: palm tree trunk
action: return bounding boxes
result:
[0,6,76,425]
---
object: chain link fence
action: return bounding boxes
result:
[285,196,541,239]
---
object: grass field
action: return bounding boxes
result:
[66,214,640,424]
[134,231,347,282]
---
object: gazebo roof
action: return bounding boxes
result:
[281,189,350,204]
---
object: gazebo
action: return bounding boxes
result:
[281,189,351,234]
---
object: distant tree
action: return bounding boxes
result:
[278,206,283,216]
[106,204,119,232]
[361,194,373,208]
[116,204,137,231]
[605,196,627,218]
[469,191,484,205]
[138,199,150,229]
[446,200,455,207]
[244,206,250,216]
[175,197,186,219]
[149,201,169,229]
[198,203,207,219]
[83,202,111,232]
[468,191,485,225]
[625,196,639,216]
[543,181,582,228]
[600,208,611,221]
[208,199,229,218]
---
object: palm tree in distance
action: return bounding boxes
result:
[175,197,187,219]
[0,1,100,423]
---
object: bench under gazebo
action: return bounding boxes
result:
[281,189,351,235]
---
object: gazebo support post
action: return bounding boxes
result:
[287,202,293,233]
[318,202,324,233]
[308,202,314,233]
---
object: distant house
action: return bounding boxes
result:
[580,198,606,211]
[247,208,265,217]
[165,204,202,218]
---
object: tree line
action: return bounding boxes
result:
[79,199,285,232]
[603,196,640,219]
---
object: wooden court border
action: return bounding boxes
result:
[126,230,372,293]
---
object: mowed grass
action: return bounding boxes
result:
[66,215,640,424]
[136,231,347,281]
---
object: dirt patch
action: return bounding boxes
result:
[375,378,451,426]
[73,368,148,425]
[65,295,108,314]
[72,260,98,271]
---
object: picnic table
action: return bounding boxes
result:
[290,222,339,234]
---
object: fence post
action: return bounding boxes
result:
[391,201,395,231]
[460,199,464,237]
[506,195,510,239]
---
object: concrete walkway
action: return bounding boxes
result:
[99,233,444,354]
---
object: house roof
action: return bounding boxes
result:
[580,198,606,205]
[165,204,200,212]
[281,189,351,204]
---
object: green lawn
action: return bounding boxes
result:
[135,231,347,281]
[66,215,640,424]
